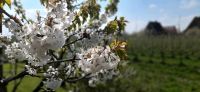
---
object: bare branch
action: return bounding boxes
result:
[47,58,80,65]
[12,77,24,92]
[0,7,23,26]
[64,37,84,47]
[33,79,45,92]
[65,74,90,83]
[0,70,28,86]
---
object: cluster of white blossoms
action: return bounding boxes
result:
[43,66,63,90]
[77,46,120,74]
[3,0,125,90]
[77,46,120,86]
[5,42,26,61]
[5,1,71,66]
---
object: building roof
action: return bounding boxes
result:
[185,16,200,32]
[145,21,177,35]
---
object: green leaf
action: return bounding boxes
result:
[0,1,4,22]
[117,17,128,32]
[40,0,48,6]
[5,0,11,8]
[109,0,113,3]
[104,20,118,34]
[0,0,4,8]
[110,40,128,60]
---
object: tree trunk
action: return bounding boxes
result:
[0,12,7,92]
[0,65,7,92]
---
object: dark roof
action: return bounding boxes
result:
[146,21,164,31]
[145,21,166,35]
[144,21,178,35]
[185,16,200,31]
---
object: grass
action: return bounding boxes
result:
[3,63,40,92]
[125,51,200,92]
[132,62,200,92]
[3,54,200,92]
[3,63,69,92]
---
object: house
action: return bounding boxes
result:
[144,21,178,35]
[163,26,178,35]
[184,16,200,35]
[185,16,200,31]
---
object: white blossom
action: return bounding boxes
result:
[4,20,21,33]
[25,65,37,75]
[45,78,63,90]
[77,46,120,86]
[5,42,26,61]
[3,0,124,90]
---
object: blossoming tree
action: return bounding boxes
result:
[0,0,127,91]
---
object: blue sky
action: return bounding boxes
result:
[117,0,200,33]
[4,0,200,34]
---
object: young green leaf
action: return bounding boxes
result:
[5,0,11,8]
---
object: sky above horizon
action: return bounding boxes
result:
[117,0,200,34]
[4,0,200,34]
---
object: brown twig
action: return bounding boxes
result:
[65,73,90,83]
[0,7,23,26]
[0,70,28,86]
[47,58,80,65]
[64,37,84,47]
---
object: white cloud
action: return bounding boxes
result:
[180,0,199,9]
[149,4,157,9]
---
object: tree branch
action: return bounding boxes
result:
[47,58,80,65]
[33,79,45,92]
[65,74,90,83]
[0,7,23,26]
[12,76,24,92]
[64,37,84,47]
[0,70,28,86]
[0,57,81,85]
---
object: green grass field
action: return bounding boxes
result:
[128,55,200,92]
[4,54,200,92]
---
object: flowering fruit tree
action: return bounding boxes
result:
[0,0,127,91]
